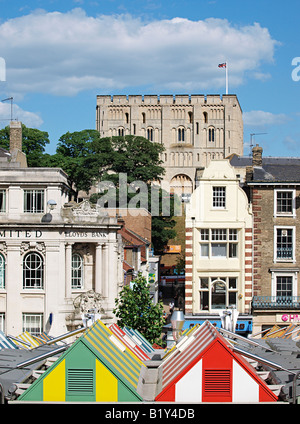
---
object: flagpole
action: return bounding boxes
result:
[225,61,228,95]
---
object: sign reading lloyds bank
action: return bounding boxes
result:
[0,229,108,238]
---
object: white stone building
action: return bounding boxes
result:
[0,122,123,337]
[184,159,253,333]
[96,94,243,193]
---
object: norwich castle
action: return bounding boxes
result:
[96,94,243,193]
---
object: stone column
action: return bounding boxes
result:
[102,244,108,298]
[65,243,72,298]
[5,242,22,335]
[95,243,103,294]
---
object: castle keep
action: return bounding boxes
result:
[96,94,243,193]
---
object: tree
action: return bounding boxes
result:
[113,274,165,344]
[42,130,113,200]
[0,124,50,167]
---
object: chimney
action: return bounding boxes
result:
[10,121,22,153]
[252,144,263,167]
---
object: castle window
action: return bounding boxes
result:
[178,127,185,142]
[203,112,208,123]
[147,128,153,141]
[125,112,129,124]
[142,112,146,124]
[209,128,215,142]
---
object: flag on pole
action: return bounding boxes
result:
[218,62,228,94]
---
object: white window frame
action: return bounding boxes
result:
[271,271,298,298]
[22,313,43,336]
[199,276,238,312]
[274,189,296,217]
[71,253,84,289]
[24,189,45,213]
[212,187,226,209]
[199,228,238,259]
[0,189,6,213]
[274,226,295,263]
[23,251,44,289]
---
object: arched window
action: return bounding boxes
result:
[72,253,83,289]
[178,127,185,142]
[142,112,146,124]
[209,127,215,142]
[118,127,124,136]
[203,111,208,123]
[0,253,5,289]
[211,280,226,309]
[147,128,153,141]
[23,252,44,289]
[199,277,238,311]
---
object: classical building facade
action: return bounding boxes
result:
[184,159,253,334]
[0,122,124,337]
[96,94,243,193]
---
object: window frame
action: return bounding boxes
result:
[72,252,84,290]
[22,313,43,336]
[274,189,296,217]
[199,228,238,259]
[274,226,295,263]
[23,251,44,289]
[0,253,5,289]
[23,189,45,213]
[212,187,226,209]
[0,189,6,213]
[199,276,238,311]
[271,271,298,298]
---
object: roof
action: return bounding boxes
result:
[229,154,300,183]
[109,323,151,361]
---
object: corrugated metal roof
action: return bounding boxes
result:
[109,324,151,361]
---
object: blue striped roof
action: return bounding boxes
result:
[123,327,155,354]
[0,331,19,349]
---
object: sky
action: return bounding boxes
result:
[0,0,299,157]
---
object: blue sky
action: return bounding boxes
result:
[0,0,299,157]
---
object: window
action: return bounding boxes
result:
[276,276,293,297]
[0,253,5,289]
[275,227,295,261]
[24,189,44,213]
[199,277,238,311]
[178,127,185,142]
[23,252,44,289]
[200,229,238,259]
[213,187,226,208]
[208,127,215,142]
[0,190,6,212]
[22,313,43,336]
[147,128,153,141]
[72,253,84,289]
[0,313,4,332]
[118,128,124,136]
[275,190,295,216]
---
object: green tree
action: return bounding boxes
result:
[0,124,50,167]
[42,130,113,200]
[113,274,165,344]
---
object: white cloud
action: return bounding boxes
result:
[0,9,278,97]
[0,102,43,128]
[243,110,289,127]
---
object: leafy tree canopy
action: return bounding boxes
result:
[0,124,50,167]
[113,274,165,344]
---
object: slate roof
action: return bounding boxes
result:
[229,154,300,183]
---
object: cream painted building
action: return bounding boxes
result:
[184,160,253,333]
[0,122,123,337]
[96,94,243,193]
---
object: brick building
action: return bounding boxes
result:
[243,146,300,333]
